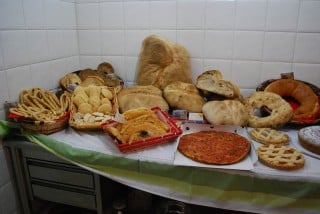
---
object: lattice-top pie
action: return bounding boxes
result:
[249,128,289,145]
[257,144,305,170]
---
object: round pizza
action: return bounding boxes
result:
[178,131,251,165]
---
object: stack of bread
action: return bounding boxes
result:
[69,85,117,130]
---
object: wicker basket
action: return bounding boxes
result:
[69,86,119,131]
[19,114,69,135]
[256,76,320,125]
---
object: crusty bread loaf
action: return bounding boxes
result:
[163,81,205,113]
[117,85,169,113]
[196,70,240,99]
[202,100,249,126]
[264,79,319,120]
[136,35,192,89]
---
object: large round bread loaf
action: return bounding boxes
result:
[117,85,169,113]
[163,81,205,113]
[202,100,249,126]
[264,79,319,120]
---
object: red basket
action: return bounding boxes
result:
[101,107,182,152]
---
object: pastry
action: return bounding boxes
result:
[178,131,250,165]
[245,92,293,128]
[257,144,305,170]
[249,128,289,145]
[264,79,319,120]
[298,126,320,155]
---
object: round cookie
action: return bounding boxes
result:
[298,126,320,155]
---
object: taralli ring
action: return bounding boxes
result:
[245,92,293,128]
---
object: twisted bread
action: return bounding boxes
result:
[264,79,319,120]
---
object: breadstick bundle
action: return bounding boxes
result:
[9,88,71,122]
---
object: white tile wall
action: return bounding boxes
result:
[1,0,320,213]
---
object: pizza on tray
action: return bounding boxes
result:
[178,131,251,165]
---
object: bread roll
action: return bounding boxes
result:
[202,100,249,126]
[136,35,192,89]
[163,81,205,113]
[117,85,169,113]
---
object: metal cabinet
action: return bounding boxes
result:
[3,138,104,214]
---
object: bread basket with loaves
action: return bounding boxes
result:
[7,88,71,134]
[256,72,320,125]
[69,85,119,131]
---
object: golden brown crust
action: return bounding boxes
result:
[264,79,319,120]
[245,92,293,128]
[202,100,249,126]
[298,126,320,155]
[178,131,250,165]
[257,144,305,170]
[163,81,205,113]
[249,128,289,145]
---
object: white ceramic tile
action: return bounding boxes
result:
[0,37,4,70]
[266,0,299,32]
[177,0,205,29]
[100,2,124,29]
[235,0,267,30]
[50,59,68,89]
[30,61,54,90]
[0,71,10,105]
[44,0,63,29]
[292,63,320,86]
[0,0,25,29]
[124,56,138,83]
[150,1,176,29]
[231,60,262,89]
[1,30,29,69]
[261,62,292,81]
[298,1,320,33]
[61,1,76,29]
[204,30,233,59]
[6,66,33,101]
[203,59,232,80]
[101,56,125,80]
[149,30,177,43]
[65,56,80,73]
[294,33,320,63]
[101,30,125,55]
[177,30,204,58]
[124,1,149,29]
[79,56,102,70]
[78,30,101,55]
[125,30,150,56]
[233,31,264,61]
[205,0,236,30]
[26,30,49,63]
[47,30,66,59]
[22,0,45,29]
[63,30,79,56]
[76,3,99,29]
[263,32,295,62]
[190,58,203,82]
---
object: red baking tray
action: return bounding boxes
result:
[101,107,183,152]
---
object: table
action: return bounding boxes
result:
[1,120,320,214]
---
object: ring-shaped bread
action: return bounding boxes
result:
[245,92,293,128]
[264,79,319,120]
